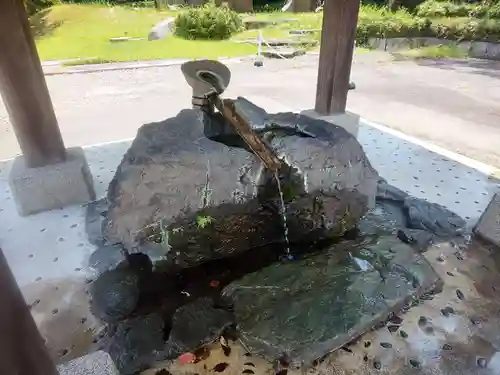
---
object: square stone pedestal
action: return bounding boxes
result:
[58,351,119,375]
[9,147,95,216]
[300,110,360,138]
[474,191,500,247]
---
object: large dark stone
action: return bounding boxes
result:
[376,181,408,202]
[85,198,108,246]
[222,236,442,367]
[403,197,467,237]
[166,298,234,356]
[397,228,434,252]
[106,313,166,375]
[88,244,126,275]
[103,100,379,254]
[374,181,467,238]
[139,188,367,270]
[89,268,140,323]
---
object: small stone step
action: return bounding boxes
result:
[262,47,306,59]
[58,351,120,375]
[289,29,321,35]
[474,191,500,247]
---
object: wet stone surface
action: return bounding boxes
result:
[88,244,126,275]
[102,101,379,252]
[106,313,166,375]
[85,198,108,246]
[375,181,467,238]
[145,189,368,270]
[165,297,235,357]
[89,268,140,323]
[222,235,442,366]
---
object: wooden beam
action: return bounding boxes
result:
[315,0,361,115]
[0,248,58,375]
[0,0,66,168]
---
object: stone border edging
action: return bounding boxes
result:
[42,56,248,76]
[368,37,500,60]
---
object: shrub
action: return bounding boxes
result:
[356,6,432,44]
[25,0,58,14]
[430,18,500,41]
[415,0,500,18]
[175,2,243,40]
[488,2,500,18]
[356,4,500,45]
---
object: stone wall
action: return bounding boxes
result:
[368,37,500,60]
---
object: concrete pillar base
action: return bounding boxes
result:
[300,110,360,138]
[57,351,119,375]
[9,147,95,216]
[474,191,500,247]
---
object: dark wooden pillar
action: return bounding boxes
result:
[315,0,361,115]
[0,249,59,375]
[0,0,66,168]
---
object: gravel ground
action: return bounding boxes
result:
[1,52,500,167]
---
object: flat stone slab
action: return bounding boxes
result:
[474,191,500,246]
[262,48,306,59]
[223,235,442,367]
[58,350,119,375]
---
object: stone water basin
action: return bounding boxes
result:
[82,98,495,375]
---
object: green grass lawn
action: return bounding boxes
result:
[33,4,322,63]
[395,44,468,59]
[34,4,257,62]
[34,3,497,64]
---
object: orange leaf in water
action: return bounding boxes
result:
[178,352,196,365]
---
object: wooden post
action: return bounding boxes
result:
[315,0,360,115]
[0,0,66,168]
[0,249,59,375]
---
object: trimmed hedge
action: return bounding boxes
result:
[355,5,500,45]
[175,2,243,40]
[25,0,57,14]
[416,0,500,19]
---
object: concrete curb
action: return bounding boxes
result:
[42,56,249,76]
[368,37,500,61]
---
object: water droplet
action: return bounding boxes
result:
[409,359,420,368]
[389,315,403,325]
[373,360,381,370]
[214,363,229,372]
[380,342,392,349]
[477,357,487,368]
[441,306,455,317]
[418,316,428,327]
[387,325,399,333]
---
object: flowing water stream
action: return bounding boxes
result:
[274,171,292,259]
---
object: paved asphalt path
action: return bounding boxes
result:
[1,52,500,167]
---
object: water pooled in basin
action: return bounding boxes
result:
[274,171,291,258]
